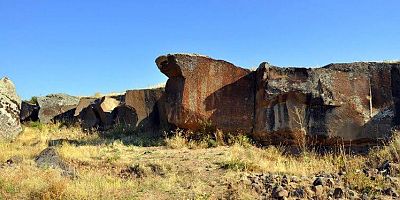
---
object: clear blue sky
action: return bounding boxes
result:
[1,0,399,100]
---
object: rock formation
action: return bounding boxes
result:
[254,62,400,145]
[156,53,255,134]
[156,53,400,146]
[124,88,169,134]
[0,77,22,139]
[37,93,80,124]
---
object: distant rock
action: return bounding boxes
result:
[112,104,138,128]
[92,96,122,129]
[74,97,98,130]
[37,93,80,124]
[156,53,255,133]
[20,101,39,122]
[124,88,170,135]
[0,77,22,139]
[74,97,97,117]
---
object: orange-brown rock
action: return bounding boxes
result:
[254,62,400,146]
[156,54,255,133]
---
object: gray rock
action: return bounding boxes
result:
[35,147,75,177]
[37,93,80,124]
[0,77,22,139]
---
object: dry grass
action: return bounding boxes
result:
[0,123,398,199]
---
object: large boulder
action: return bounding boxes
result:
[37,94,80,124]
[254,62,400,146]
[92,96,122,129]
[0,77,22,139]
[20,101,39,122]
[74,97,98,130]
[124,88,169,134]
[156,53,255,133]
[112,105,138,127]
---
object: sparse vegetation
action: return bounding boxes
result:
[0,124,399,199]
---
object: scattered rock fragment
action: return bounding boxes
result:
[35,147,76,178]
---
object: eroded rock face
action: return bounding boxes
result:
[156,54,255,133]
[37,94,80,124]
[124,88,169,134]
[254,62,400,145]
[0,77,22,139]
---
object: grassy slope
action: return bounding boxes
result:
[0,123,398,199]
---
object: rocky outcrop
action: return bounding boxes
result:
[20,101,39,122]
[156,54,255,133]
[0,77,22,139]
[254,62,400,145]
[124,88,169,134]
[37,94,80,124]
[155,53,400,146]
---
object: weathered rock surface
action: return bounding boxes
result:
[74,97,97,117]
[20,101,39,122]
[112,105,138,127]
[254,62,400,145]
[37,93,80,124]
[124,88,169,134]
[35,147,75,177]
[0,77,22,139]
[156,53,255,133]
[92,96,122,129]
[74,97,99,130]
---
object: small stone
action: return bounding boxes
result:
[333,188,344,199]
[272,186,289,198]
[313,177,324,186]
[6,155,23,165]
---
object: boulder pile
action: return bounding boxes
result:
[156,53,400,146]
[5,53,399,147]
